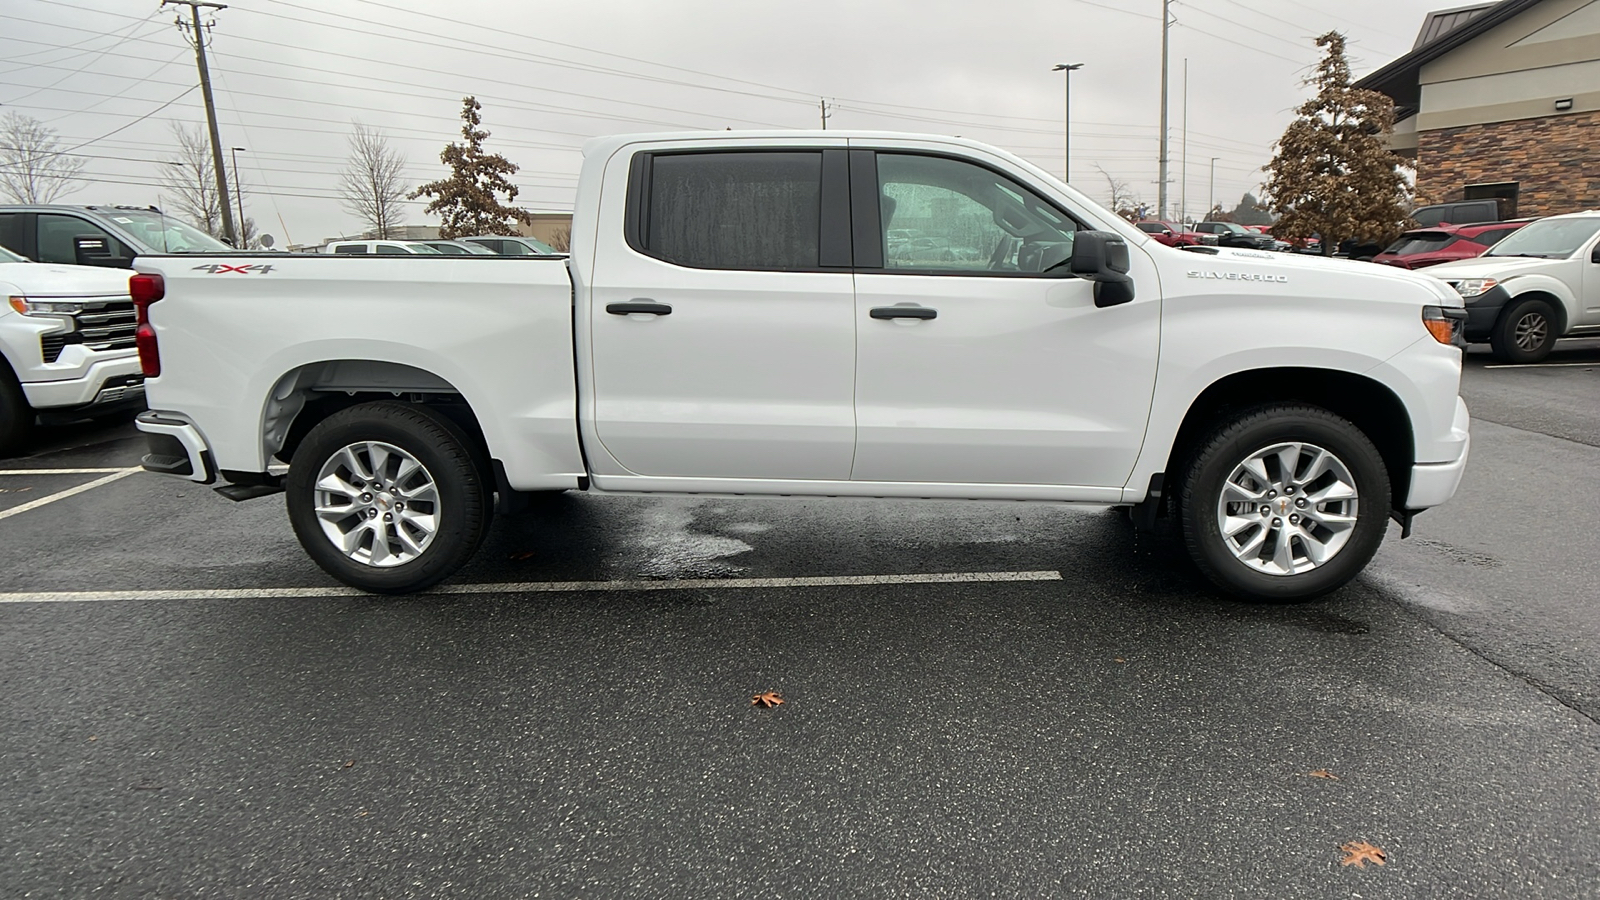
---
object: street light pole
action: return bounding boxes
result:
[229,146,246,247]
[1209,157,1219,219]
[1052,63,1084,182]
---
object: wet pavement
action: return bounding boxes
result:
[2,340,1597,898]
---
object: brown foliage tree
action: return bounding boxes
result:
[410,97,531,239]
[1263,32,1411,256]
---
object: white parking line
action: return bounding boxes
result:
[0,570,1064,604]
[0,468,142,523]
[0,467,140,476]
[1482,362,1598,369]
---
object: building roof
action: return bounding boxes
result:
[1412,2,1497,47]
[1355,0,1550,112]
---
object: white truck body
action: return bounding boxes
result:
[131,131,1472,599]
[1426,211,1600,362]
[1,250,144,451]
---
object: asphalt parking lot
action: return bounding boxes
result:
[3,340,1598,898]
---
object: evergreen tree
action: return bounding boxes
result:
[410,97,531,239]
[1264,32,1411,256]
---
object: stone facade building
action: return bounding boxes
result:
[1357,0,1600,218]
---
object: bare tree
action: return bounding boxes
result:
[545,226,571,252]
[339,123,409,239]
[0,112,88,204]
[1096,165,1140,221]
[157,122,223,237]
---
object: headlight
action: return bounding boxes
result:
[7,296,105,317]
[1452,278,1497,298]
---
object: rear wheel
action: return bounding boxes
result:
[0,362,35,457]
[1178,405,1390,601]
[286,402,490,593]
[1490,297,1557,363]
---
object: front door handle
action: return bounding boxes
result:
[870,305,937,320]
[607,301,672,316]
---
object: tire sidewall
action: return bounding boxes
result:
[1181,408,1390,601]
[1492,298,1557,363]
[0,361,35,458]
[286,403,487,593]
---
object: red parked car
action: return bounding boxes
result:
[1135,220,1204,247]
[1373,220,1531,270]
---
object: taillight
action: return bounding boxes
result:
[1422,305,1467,347]
[129,273,164,377]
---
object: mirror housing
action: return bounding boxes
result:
[1070,231,1135,307]
[1591,243,1600,264]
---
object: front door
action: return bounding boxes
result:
[850,150,1160,489]
[588,145,858,480]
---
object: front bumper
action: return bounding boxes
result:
[19,354,145,410]
[135,410,215,484]
[1406,396,1470,509]
[1460,285,1511,341]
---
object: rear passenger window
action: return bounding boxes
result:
[375,244,407,255]
[333,245,367,254]
[36,215,132,265]
[0,213,25,256]
[640,151,822,270]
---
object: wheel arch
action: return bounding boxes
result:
[1164,367,1414,513]
[263,359,490,468]
[1498,288,1569,336]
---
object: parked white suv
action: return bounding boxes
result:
[1,244,144,454]
[323,240,443,255]
[1427,211,1600,362]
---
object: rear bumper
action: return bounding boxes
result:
[1406,396,1470,509]
[135,410,215,484]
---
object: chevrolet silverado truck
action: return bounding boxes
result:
[1425,211,1600,363]
[1,243,144,454]
[131,131,1472,601]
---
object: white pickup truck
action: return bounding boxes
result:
[1425,211,1600,362]
[1,243,145,454]
[131,131,1472,601]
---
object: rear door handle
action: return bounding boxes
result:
[870,305,937,320]
[607,301,672,316]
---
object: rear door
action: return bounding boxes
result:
[849,147,1160,489]
[587,141,858,480]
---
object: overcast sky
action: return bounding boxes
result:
[3,0,1453,245]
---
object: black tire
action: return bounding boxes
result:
[0,361,35,458]
[1178,404,1390,602]
[1490,297,1558,363]
[286,401,491,594]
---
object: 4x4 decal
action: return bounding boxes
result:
[192,263,274,274]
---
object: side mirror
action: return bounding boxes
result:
[73,235,115,267]
[1591,244,1600,264]
[1070,231,1135,308]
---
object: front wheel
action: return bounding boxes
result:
[1490,297,1557,363]
[0,363,35,458]
[286,402,490,593]
[1178,405,1390,601]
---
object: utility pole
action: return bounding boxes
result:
[1209,157,1219,219]
[164,0,235,248]
[819,98,831,130]
[1158,0,1171,220]
[229,146,246,246]
[1180,58,1188,226]
[1053,63,1084,182]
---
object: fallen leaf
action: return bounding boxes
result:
[1308,769,1339,780]
[343,760,355,769]
[1339,841,1387,868]
[357,809,369,817]
[88,736,97,742]
[750,691,785,708]
[1114,658,1126,663]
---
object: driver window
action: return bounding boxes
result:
[876,154,1076,274]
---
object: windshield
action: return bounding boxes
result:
[1485,218,1600,259]
[1384,232,1456,256]
[103,210,232,253]
[0,244,25,263]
